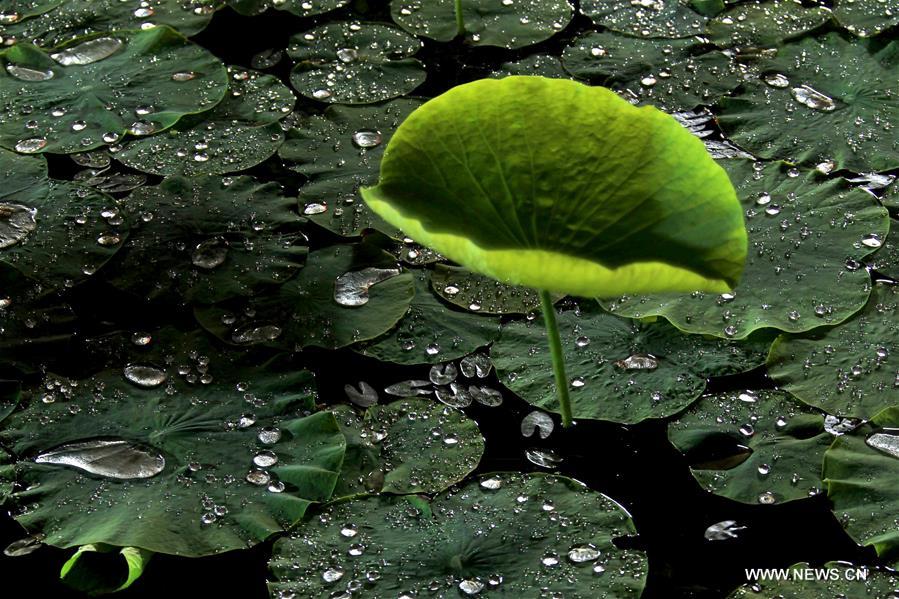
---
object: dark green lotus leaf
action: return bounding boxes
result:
[362,77,748,298]
[668,389,829,505]
[603,161,889,339]
[825,406,899,567]
[287,22,425,105]
[870,219,898,279]
[330,398,484,498]
[431,263,556,315]
[1,180,129,289]
[491,53,571,79]
[60,544,152,595]
[194,242,414,349]
[561,31,742,111]
[0,338,346,556]
[767,284,898,420]
[0,27,228,155]
[717,33,899,172]
[581,0,707,38]
[728,562,898,597]
[707,0,832,48]
[834,0,899,38]
[280,99,421,238]
[115,66,294,176]
[268,472,647,598]
[101,175,306,304]
[390,0,573,49]
[0,0,219,47]
[355,269,501,365]
[0,146,49,204]
[882,183,899,215]
[491,302,771,423]
[227,0,349,17]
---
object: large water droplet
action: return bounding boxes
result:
[567,545,601,563]
[613,353,659,370]
[866,432,899,458]
[51,37,123,66]
[192,238,229,269]
[232,323,282,344]
[458,579,484,595]
[0,203,38,249]
[123,364,167,388]
[5,64,54,81]
[14,138,47,154]
[351,129,382,149]
[35,439,165,479]
[334,267,401,307]
[790,85,836,112]
[3,534,44,557]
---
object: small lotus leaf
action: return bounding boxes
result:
[834,0,899,37]
[362,77,747,298]
[604,161,888,339]
[330,398,484,498]
[356,269,501,364]
[707,0,832,48]
[768,284,899,420]
[491,302,771,423]
[717,33,899,172]
[268,473,647,598]
[430,263,555,315]
[391,0,574,49]
[287,22,425,105]
[668,389,830,505]
[580,0,707,38]
[227,0,349,17]
[0,27,229,154]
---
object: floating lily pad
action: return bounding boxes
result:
[717,33,899,172]
[707,0,832,48]
[330,398,484,498]
[194,242,414,350]
[391,0,574,49]
[825,406,899,566]
[834,0,899,38]
[227,0,349,17]
[361,76,747,298]
[561,31,742,111]
[281,99,420,237]
[767,285,898,420]
[268,473,647,598]
[0,346,346,556]
[0,27,228,155]
[287,22,425,105]
[0,0,219,47]
[356,269,501,365]
[491,302,770,423]
[101,176,305,304]
[603,161,889,339]
[580,0,707,38]
[870,219,898,279]
[115,66,294,176]
[668,390,829,505]
[729,562,898,597]
[431,264,555,315]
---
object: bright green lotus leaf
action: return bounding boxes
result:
[728,562,898,598]
[227,0,348,17]
[330,398,484,498]
[0,0,219,47]
[268,473,647,598]
[825,406,899,566]
[717,33,899,172]
[194,242,414,349]
[0,338,346,556]
[431,263,561,315]
[834,0,899,37]
[580,0,707,38]
[60,544,152,595]
[287,22,425,105]
[390,0,574,49]
[491,302,771,423]
[668,390,830,505]
[767,285,898,420]
[355,269,500,365]
[1,180,129,289]
[707,0,832,48]
[115,66,294,176]
[870,219,898,280]
[561,31,742,111]
[361,76,747,298]
[0,27,229,154]
[100,175,306,304]
[280,99,421,238]
[603,161,888,339]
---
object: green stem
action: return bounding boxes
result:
[454,0,464,37]
[539,290,573,428]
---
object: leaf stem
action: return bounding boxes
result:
[454,0,465,37]
[539,290,573,428]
